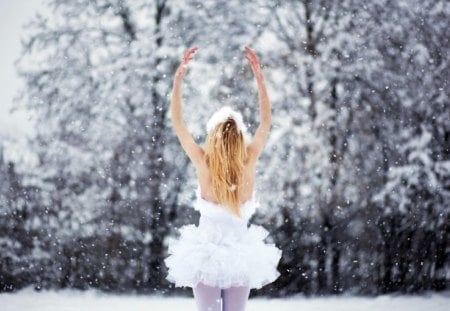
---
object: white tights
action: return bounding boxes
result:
[193,281,251,311]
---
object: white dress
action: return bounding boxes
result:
[164,187,282,289]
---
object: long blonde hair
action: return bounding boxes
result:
[204,117,248,218]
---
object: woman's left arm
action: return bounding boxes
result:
[170,47,204,166]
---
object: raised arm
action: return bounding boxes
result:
[244,46,272,162]
[170,47,204,166]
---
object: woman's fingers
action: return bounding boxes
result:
[187,47,198,57]
[183,47,198,62]
[245,46,259,61]
[244,46,255,55]
[185,47,197,55]
[244,48,262,77]
[244,48,260,68]
[175,47,198,80]
[244,49,261,74]
[185,50,196,60]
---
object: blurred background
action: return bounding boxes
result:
[0,0,449,298]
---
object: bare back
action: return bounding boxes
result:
[170,47,271,206]
[194,147,257,205]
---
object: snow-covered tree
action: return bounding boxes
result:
[6,0,449,296]
[15,0,271,293]
[16,0,196,291]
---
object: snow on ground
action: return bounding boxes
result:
[1,287,449,311]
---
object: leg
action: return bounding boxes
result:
[193,281,222,311]
[222,285,250,311]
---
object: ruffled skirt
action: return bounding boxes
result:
[164,220,282,289]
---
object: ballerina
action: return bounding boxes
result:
[164,46,282,311]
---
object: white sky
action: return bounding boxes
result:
[0,0,44,139]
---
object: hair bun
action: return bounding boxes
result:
[206,106,251,144]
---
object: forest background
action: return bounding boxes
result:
[0,0,449,297]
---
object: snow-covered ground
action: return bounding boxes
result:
[1,287,449,311]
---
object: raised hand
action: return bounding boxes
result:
[175,47,198,81]
[244,46,264,82]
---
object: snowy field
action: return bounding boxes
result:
[1,287,449,311]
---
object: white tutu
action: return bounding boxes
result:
[164,188,282,289]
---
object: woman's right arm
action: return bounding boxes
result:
[170,47,204,167]
[245,46,272,161]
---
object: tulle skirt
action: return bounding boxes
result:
[164,218,282,289]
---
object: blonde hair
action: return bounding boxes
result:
[204,117,248,218]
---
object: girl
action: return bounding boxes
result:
[164,46,282,311]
